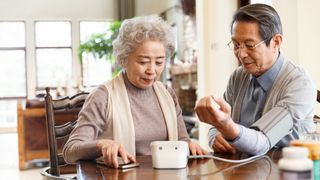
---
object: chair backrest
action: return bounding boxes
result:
[44,87,89,177]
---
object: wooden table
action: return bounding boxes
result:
[77,148,282,180]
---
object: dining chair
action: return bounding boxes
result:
[41,87,89,180]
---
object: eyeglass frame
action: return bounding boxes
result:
[227,38,268,51]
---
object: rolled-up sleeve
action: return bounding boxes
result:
[230,125,270,155]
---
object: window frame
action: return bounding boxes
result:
[0,20,27,100]
[34,20,73,90]
[79,20,114,88]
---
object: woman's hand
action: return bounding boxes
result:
[188,140,208,156]
[96,139,136,168]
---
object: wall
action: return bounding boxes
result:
[196,0,238,148]
[0,0,115,19]
[135,0,177,16]
[297,0,320,115]
[274,0,320,115]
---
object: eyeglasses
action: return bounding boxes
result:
[227,39,266,51]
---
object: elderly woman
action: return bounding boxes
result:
[63,15,206,168]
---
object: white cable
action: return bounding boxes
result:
[189,130,293,163]
[188,149,269,163]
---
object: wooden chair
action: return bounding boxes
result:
[41,87,89,179]
[17,101,48,170]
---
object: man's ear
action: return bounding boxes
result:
[272,33,282,52]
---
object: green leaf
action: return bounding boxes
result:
[78,21,122,66]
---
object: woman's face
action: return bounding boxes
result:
[125,40,166,89]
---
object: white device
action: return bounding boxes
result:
[150,141,189,169]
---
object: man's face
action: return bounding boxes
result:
[231,21,279,77]
[125,40,166,89]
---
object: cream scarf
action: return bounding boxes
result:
[101,73,178,155]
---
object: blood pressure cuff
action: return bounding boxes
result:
[250,107,293,147]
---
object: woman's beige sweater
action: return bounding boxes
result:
[63,73,189,163]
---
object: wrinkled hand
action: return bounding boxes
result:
[97,139,136,168]
[188,140,208,156]
[195,96,232,128]
[195,95,239,140]
[212,134,236,154]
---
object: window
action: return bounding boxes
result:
[35,21,72,88]
[0,100,17,128]
[0,21,26,98]
[0,21,26,129]
[80,21,112,87]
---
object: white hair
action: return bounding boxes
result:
[112,15,175,67]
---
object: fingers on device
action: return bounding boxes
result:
[118,162,140,169]
[96,158,139,169]
[150,141,189,169]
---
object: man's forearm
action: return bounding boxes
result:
[215,118,240,141]
[231,125,270,155]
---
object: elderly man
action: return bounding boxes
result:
[195,3,316,155]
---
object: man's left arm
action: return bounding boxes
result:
[230,69,317,155]
[232,69,317,153]
[264,71,317,145]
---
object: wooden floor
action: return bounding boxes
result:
[0,133,42,180]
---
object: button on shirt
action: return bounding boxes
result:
[240,56,284,127]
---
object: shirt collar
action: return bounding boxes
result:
[254,53,284,92]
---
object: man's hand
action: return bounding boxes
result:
[195,95,239,140]
[195,96,230,126]
[97,139,136,168]
[212,134,236,154]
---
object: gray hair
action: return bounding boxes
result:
[231,3,282,46]
[113,15,175,67]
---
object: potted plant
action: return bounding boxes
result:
[78,21,122,77]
